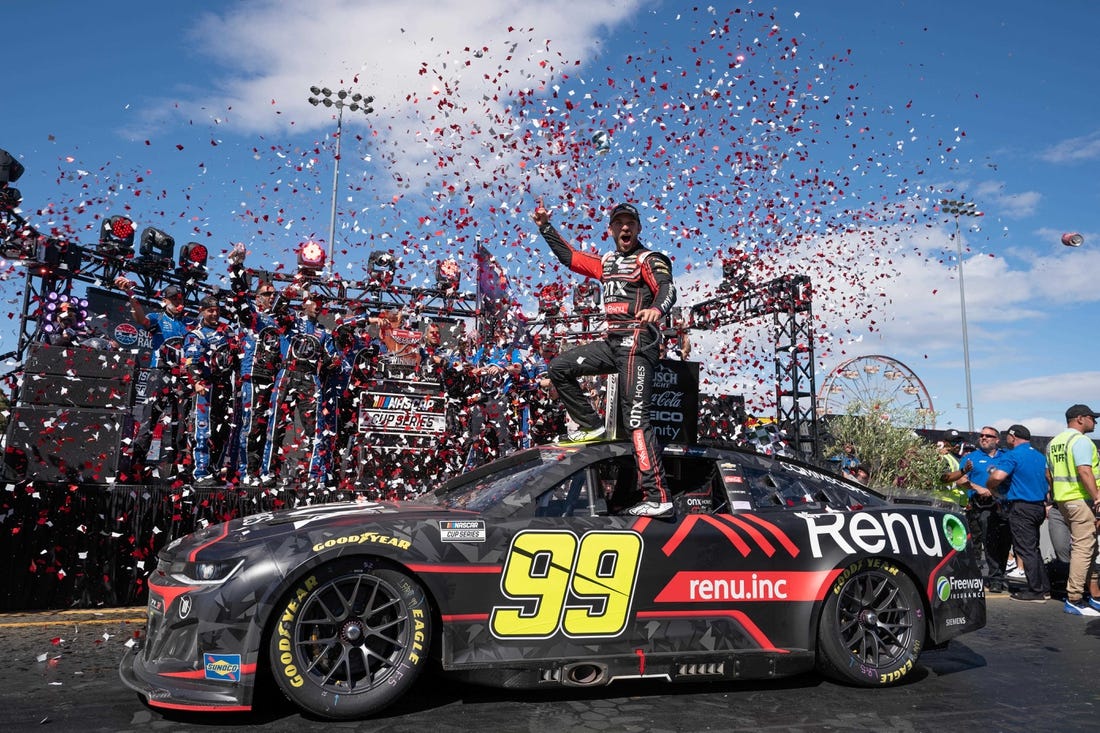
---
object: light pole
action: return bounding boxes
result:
[307,86,374,276]
[941,198,982,432]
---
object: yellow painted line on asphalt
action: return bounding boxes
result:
[0,607,147,628]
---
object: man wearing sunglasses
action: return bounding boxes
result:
[947,427,1010,593]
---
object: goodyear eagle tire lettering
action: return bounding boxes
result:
[816,561,925,687]
[267,561,431,719]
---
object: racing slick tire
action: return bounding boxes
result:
[267,560,432,720]
[816,561,926,687]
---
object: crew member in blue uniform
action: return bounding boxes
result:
[260,287,339,488]
[533,200,678,518]
[115,277,195,482]
[467,329,524,468]
[228,244,282,486]
[183,295,238,486]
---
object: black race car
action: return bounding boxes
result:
[120,441,986,720]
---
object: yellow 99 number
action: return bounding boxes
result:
[490,530,643,639]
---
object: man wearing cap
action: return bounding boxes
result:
[115,276,195,482]
[532,200,678,518]
[944,426,1011,592]
[986,424,1051,603]
[1046,404,1100,616]
[183,295,238,487]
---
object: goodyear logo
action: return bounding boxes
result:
[204,653,242,682]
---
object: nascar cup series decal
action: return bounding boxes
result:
[439,519,487,543]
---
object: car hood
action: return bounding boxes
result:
[163,499,466,556]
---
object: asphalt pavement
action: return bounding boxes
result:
[0,595,1097,733]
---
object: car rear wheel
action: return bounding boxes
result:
[816,562,925,686]
[268,561,431,720]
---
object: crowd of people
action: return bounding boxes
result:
[937,407,1100,617]
[108,244,570,497]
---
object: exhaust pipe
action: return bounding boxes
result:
[562,662,608,687]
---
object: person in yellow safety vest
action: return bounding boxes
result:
[1046,404,1100,616]
[936,429,968,506]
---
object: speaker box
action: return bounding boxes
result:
[4,406,130,483]
[23,342,138,380]
[19,374,133,409]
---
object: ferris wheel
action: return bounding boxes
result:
[817,354,935,428]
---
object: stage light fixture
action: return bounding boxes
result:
[435,257,460,292]
[572,280,601,314]
[137,227,175,271]
[39,238,81,272]
[177,241,209,278]
[1,220,39,261]
[0,149,24,185]
[367,250,396,288]
[98,215,136,256]
[0,186,22,211]
[297,240,326,275]
[537,283,564,316]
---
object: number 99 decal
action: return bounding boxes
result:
[490,530,643,640]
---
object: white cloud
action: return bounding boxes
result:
[1039,129,1100,164]
[170,0,643,137]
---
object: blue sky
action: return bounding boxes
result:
[3,0,1098,438]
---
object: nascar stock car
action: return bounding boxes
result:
[120,440,986,720]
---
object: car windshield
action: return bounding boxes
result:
[422,448,569,513]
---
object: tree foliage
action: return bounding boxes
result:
[824,399,943,500]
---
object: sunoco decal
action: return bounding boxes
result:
[439,519,486,542]
[204,653,242,681]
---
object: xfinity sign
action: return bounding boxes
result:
[802,512,944,558]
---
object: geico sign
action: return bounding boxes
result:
[803,511,943,559]
[650,410,683,422]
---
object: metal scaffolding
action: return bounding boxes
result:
[688,274,818,457]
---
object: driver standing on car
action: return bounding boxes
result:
[532,200,677,518]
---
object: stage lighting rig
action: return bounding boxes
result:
[297,240,326,276]
[572,280,601,314]
[0,186,21,211]
[0,215,39,261]
[0,149,24,186]
[98,215,136,257]
[537,283,564,317]
[367,250,396,288]
[435,257,460,293]
[136,227,175,272]
[177,241,208,279]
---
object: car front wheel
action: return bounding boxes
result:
[268,560,431,720]
[816,562,926,686]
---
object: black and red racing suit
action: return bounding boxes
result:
[539,222,677,504]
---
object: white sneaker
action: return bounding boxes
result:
[625,501,675,518]
[1006,568,1026,580]
[564,426,607,443]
